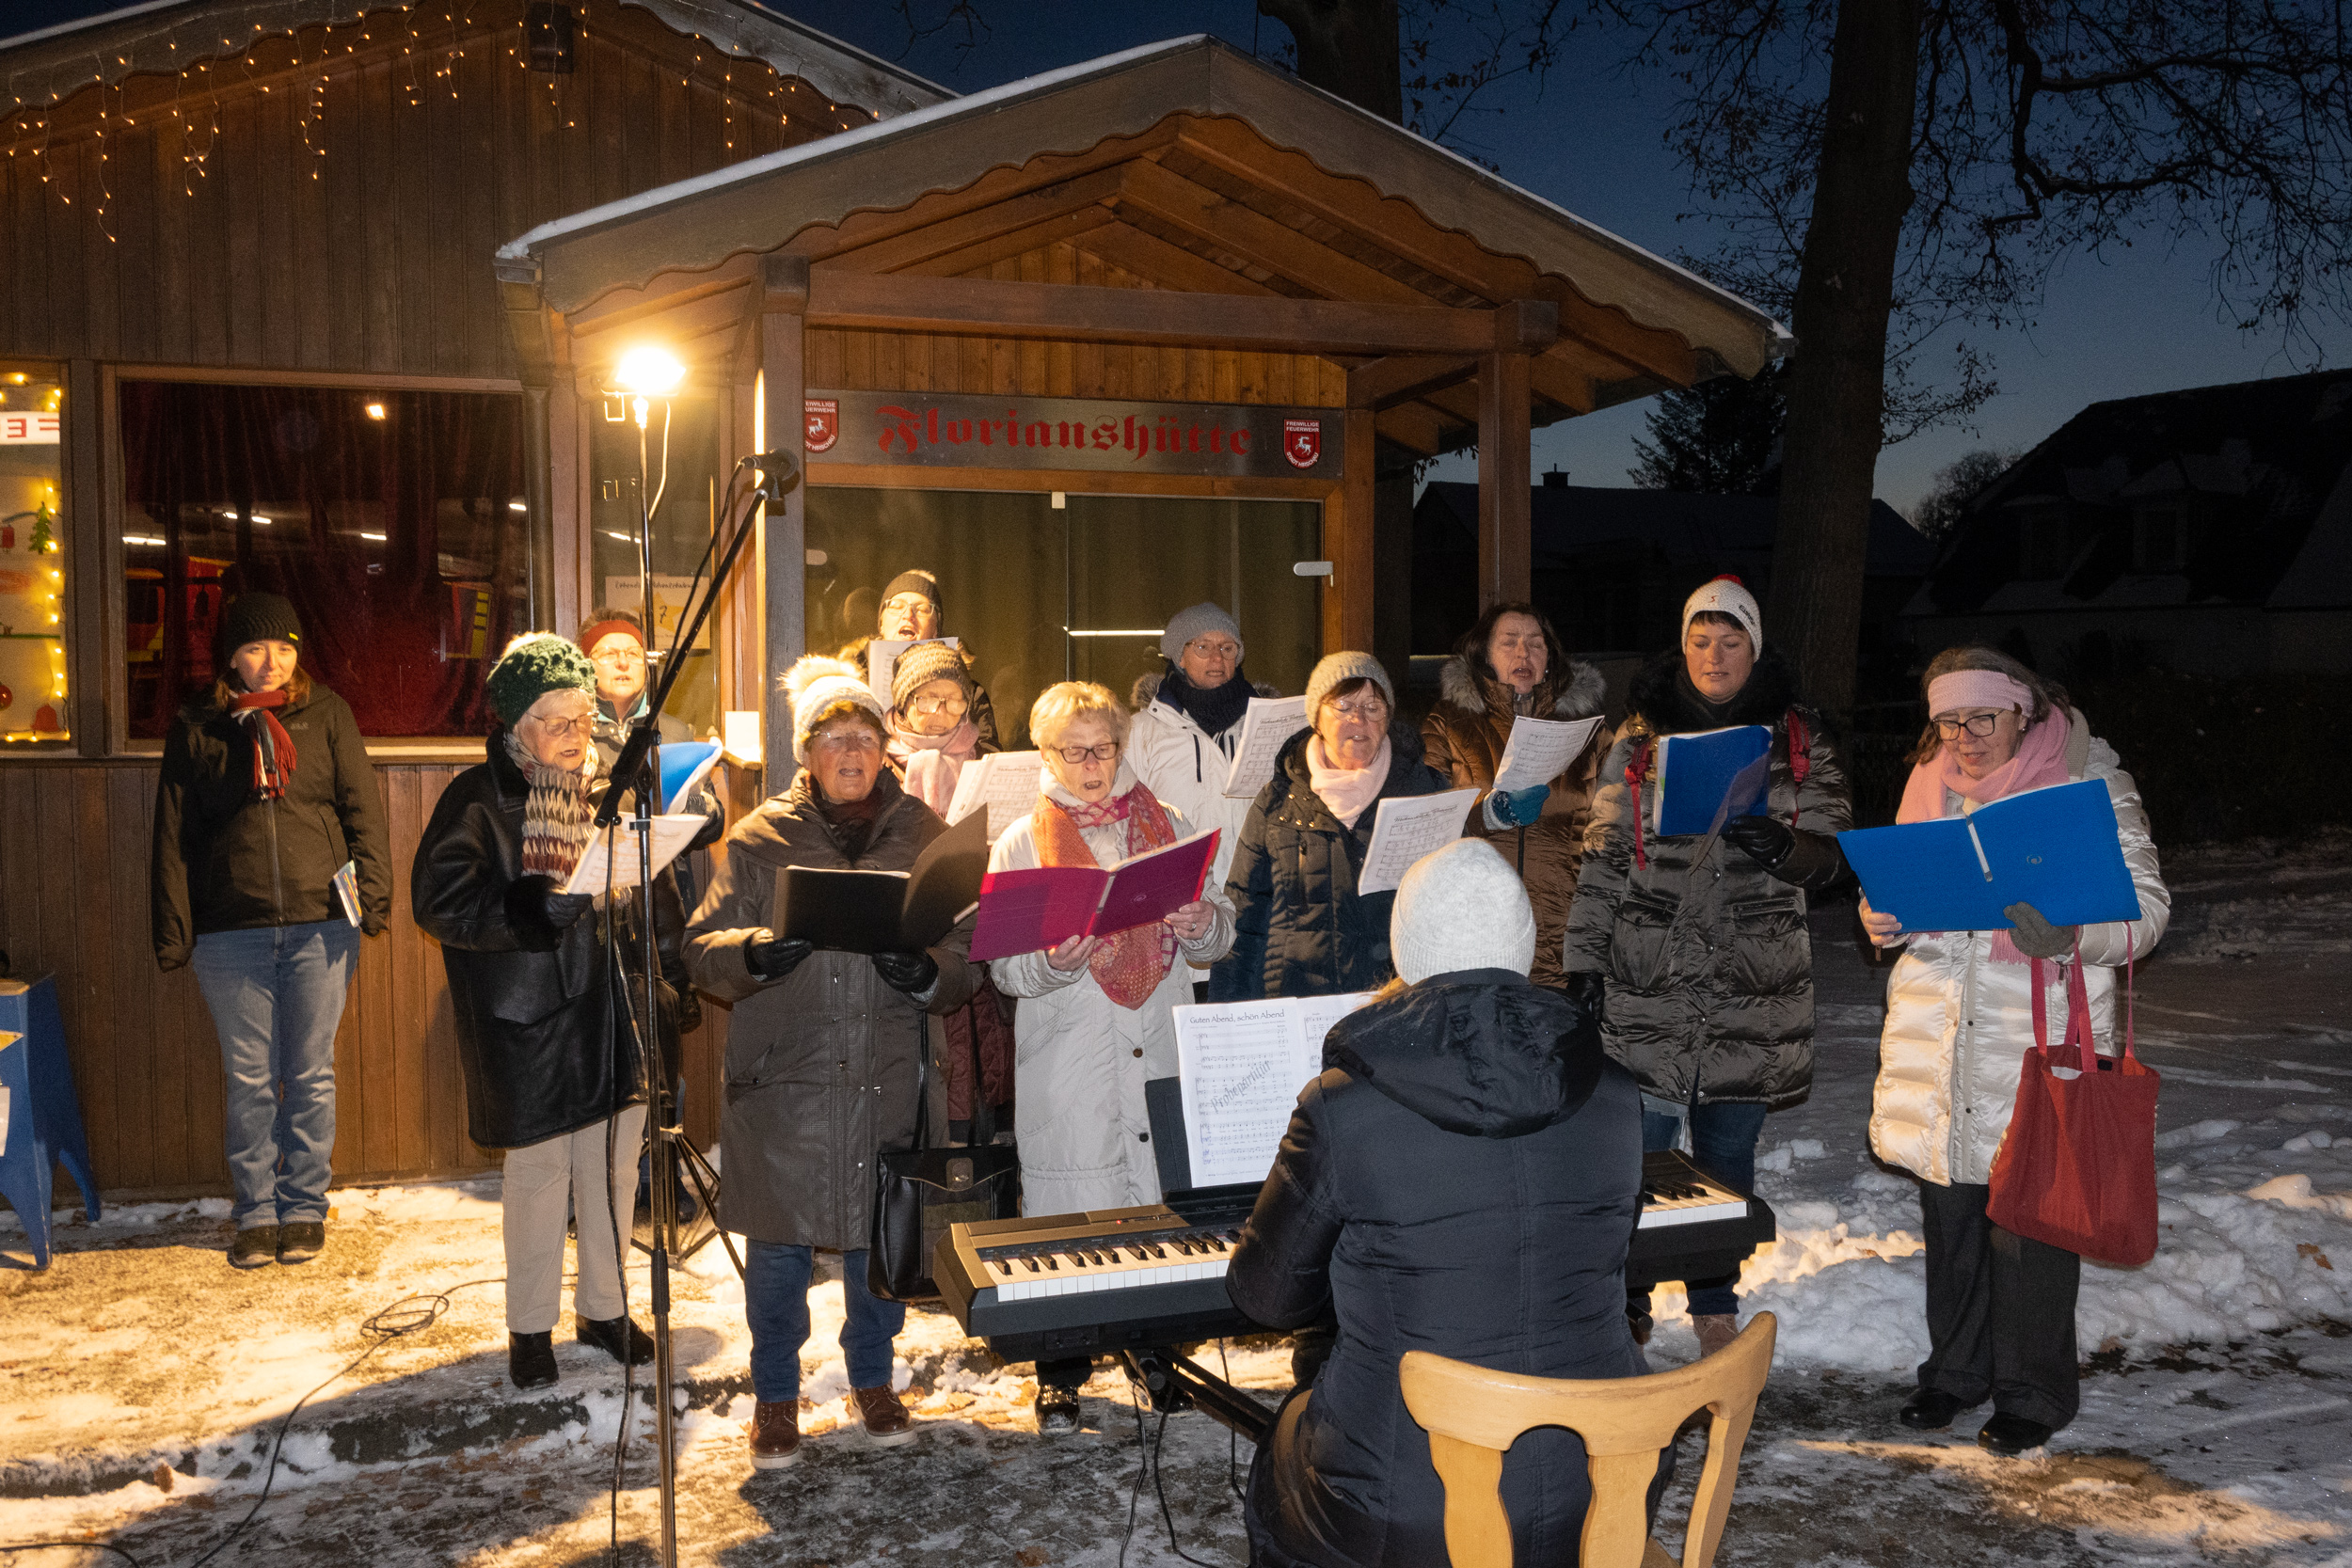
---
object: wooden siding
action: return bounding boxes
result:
[0,760,726,1199]
[0,0,870,379]
[781,246,1348,408]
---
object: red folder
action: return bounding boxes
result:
[968,829,1219,963]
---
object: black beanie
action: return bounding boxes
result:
[222,593,303,653]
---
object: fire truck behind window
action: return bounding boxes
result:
[119,382,530,738]
[0,366,67,743]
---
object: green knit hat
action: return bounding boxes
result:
[485,633,597,725]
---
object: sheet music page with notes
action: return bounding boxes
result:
[1171,993,1373,1188]
[1490,714,1605,795]
[946,750,1043,842]
[1355,787,1479,895]
[1221,696,1311,799]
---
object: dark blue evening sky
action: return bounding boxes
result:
[12,0,2344,512]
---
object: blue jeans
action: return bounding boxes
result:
[744,1243,905,1403]
[1641,1096,1769,1319]
[189,920,360,1230]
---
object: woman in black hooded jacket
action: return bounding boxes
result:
[1231,838,1656,1568]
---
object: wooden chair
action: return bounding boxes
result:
[1399,1312,1777,1568]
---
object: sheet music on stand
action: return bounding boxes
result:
[561,816,707,896]
[946,750,1043,842]
[1491,714,1606,795]
[1221,696,1311,799]
[1170,993,1373,1189]
[1355,787,1479,895]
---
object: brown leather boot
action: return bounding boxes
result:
[1693,1314,1741,1358]
[849,1384,916,1448]
[749,1401,801,1470]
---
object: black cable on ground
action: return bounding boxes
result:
[1149,1407,1223,1568]
[0,1543,146,1564]
[1218,1339,1247,1504]
[1117,1383,1150,1568]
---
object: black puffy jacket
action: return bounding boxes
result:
[151,684,390,970]
[1210,722,1454,1002]
[1229,972,1653,1568]
[410,735,685,1150]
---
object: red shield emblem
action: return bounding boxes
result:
[1282,419,1322,470]
[803,399,839,453]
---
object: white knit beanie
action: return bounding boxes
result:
[1305,650,1392,716]
[781,654,885,764]
[1391,838,1537,985]
[1160,602,1243,664]
[1681,575,1763,649]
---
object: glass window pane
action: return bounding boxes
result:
[587,392,725,736]
[119,383,531,738]
[0,365,68,743]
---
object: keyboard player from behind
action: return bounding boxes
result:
[1228,840,1663,1568]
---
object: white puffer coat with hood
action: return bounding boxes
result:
[1867,712,2169,1187]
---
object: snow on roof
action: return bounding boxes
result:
[494,33,1789,354]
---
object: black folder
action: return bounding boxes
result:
[772,808,987,955]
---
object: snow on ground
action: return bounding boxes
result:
[2,832,2348,1564]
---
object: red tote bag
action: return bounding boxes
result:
[1986,938,2162,1267]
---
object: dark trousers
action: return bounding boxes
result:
[1917,1180,2081,1431]
[1634,1098,1768,1318]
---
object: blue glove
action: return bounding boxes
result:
[1485,785,1550,829]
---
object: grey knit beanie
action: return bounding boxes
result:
[1305,650,1392,716]
[1160,602,1242,664]
[1391,838,1537,985]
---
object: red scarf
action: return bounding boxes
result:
[1033,781,1179,1010]
[230,689,298,800]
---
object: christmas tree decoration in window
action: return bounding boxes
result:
[0,369,68,742]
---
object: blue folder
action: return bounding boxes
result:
[658,740,723,810]
[1837,780,2140,933]
[1653,725,1773,836]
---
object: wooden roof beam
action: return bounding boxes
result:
[1076,223,1279,296]
[805,272,1532,356]
[825,166,1125,275]
[1346,355,1477,410]
[1116,158,1436,307]
[898,207,1120,277]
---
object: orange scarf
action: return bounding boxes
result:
[1033,782,1179,1010]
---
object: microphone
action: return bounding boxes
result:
[739,450,804,483]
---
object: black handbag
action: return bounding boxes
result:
[867,1002,1020,1302]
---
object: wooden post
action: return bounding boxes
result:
[1325,406,1377,655]
[1477,350,1532,608]
[62,358,107,754]
[759,254,812,768]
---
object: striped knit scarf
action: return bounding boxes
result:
[505,732,599,882]
[230,689,298,800]
[1034,781,1179,1011]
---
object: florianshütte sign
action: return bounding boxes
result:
[803,390,1341,479]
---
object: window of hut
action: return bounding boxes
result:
[118,382,531,738]
[0,365,68,745]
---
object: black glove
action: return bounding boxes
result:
[2004,902,2078,959]
[672,984,704,1036]
[543,889,596,929]
[1719,814,1796,870]
[872,949,940,996]
[745,930,813,981]
[1561,969,1607,1024]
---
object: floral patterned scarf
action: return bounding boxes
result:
[1033,779,1179,1010]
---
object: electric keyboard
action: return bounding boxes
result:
[933,1148,1775,1362]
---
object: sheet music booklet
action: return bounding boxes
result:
[1490,713,1606,795]
[1356,788,1480,895]
[771,808,988,955]
[1653,725,1773,837]
[1221,696,1311,799]
[966,828,1219,963]
[945,750,1043,843]
[561,815,708,896]
[1157,992,1375,1193]
[1837,779,2141,933]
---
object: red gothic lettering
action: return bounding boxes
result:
[877,404,921,453]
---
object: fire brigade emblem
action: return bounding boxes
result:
[803,399,839,453]
[1282,419,1322,469]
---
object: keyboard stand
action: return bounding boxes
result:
[1120,1346,1278,1445]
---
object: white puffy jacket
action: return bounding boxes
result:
[1125,674,1273,979]
[988,760,1234,1217]
[1867,717,2169,1188]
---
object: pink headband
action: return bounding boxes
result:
[1927,670,2033,717]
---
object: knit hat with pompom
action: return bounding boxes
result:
[783,654,886,764]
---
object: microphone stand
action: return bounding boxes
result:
[596,451,799,1568]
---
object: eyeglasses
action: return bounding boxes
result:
[591,646,644,666]
[524,711,592,738]
[1184,638,1240,660]
[911,692,968,717]
[1326,699,1389,721]
[1933,712,2010,740]
[1052,741,1120,764]
[814,729,882,753]
[882,594,933,616]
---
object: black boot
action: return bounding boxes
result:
[509,1332,558,1390]
[577,1313,655,1367]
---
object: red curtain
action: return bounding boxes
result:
[119,382,530,737]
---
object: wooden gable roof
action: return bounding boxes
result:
[498,35,1788,454]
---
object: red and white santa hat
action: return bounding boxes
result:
[1681,575,1763,649]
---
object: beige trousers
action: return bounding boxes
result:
[501,1103,646,1334]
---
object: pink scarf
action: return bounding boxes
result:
[887,717,980,816]
[1306,734,1391,828]
[1897,706,2073,962]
